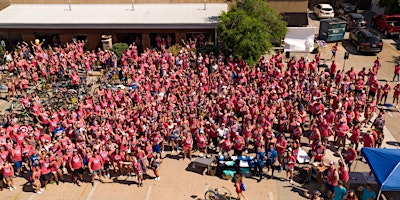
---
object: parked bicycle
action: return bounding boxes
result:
[204,183,232,200]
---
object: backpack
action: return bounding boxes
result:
[240,183,246,191]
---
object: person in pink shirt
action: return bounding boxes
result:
[233,132,245,156]
[40,154,52,190]
[88,150,104,186]
[69,150,84,186]
[275,134,287,172]
[132,156,143,187]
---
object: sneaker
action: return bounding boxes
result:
[13,186,16,189]
[91,181,94,186]
[278,167,283,173]
[177,150,180,154]
[45,185,48,190]
[36,191,42,194]
[9,187,13,191]
[99,179,104,183]
[172,150,175,153]
[39,189,44,192]
[244,150,248,154]
[157,177,160,181]
[161,150,165,154]
[140,183,143,187]
[290,180,293,184]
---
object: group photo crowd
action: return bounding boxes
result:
[0,38,399,200]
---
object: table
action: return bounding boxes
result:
[192,157,216,175]
[348,172,379,193]
[311,163,327,182]
[297,148,311,164]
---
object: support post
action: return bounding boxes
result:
[131,0,135,11]
[204,0,206,10]
[68,0,71,11]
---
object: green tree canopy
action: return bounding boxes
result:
[379,0,400,14]
[218,0,287,65]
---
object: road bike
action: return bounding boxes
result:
[204,183,232,200]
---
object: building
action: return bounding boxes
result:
[0,0,227,51]
[266,0,309,27]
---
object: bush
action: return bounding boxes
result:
[0,45,4,65]
[198,44,218,56]
[167,44,183,56]
[110,43,129,59]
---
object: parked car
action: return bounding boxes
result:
[342,13,367,30]
[335,3,357,18]
[371,14,400,37]
[349,29,383,53]
[313,4,335,19]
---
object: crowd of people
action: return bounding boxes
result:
[0,38,397,200]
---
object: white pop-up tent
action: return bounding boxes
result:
[284,27,316,53]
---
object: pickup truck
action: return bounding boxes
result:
[371,14,400,37]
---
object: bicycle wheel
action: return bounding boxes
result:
[204,190,219,200]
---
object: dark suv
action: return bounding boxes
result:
[343,13,367,30]
[349,29,383,53]
[336,3,357,18]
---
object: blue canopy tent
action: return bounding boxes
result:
[361,148,400,199]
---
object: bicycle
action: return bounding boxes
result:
[204,184,232,200]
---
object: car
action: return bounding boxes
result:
[335,3,357,18]
[342,13,367,30]
[371,14,400,37]
[313,4,335,19]
[349,29,383,53]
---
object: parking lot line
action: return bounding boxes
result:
[28,194,36,200]
[269,192,274,200]
[86,183,98,200]
[145,186,152,200]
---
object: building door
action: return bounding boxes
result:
[116,33,143,52]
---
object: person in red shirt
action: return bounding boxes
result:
[362,130,375,148]
[197,131,207,155]
[69,149,84,186]
[335,121,350,149]
[284,151,296,184]
[183,133,193,160]
[1,159,16,191]
[393,64,400,82]
[325,161,339,199]
[88,150,104,186]
[233,132,245,156]
[393,82,400,108]
[380,81,391,105]
[31,165,43,194]
[330,60,337,79]
[40,154,52,190]
[343,145,357,171]
[275,134,287,171]
[11,142,23,176]
[132,156,143,187]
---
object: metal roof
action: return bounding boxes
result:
[0,4,228,29]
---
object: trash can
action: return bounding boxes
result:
[101,35,113,50]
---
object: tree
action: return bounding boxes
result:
[379,0,400,14]
[218,0,287,65]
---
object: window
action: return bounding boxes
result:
[149,33,175,49]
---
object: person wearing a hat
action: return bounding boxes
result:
[325,161,339,199]
[362,130,375,148]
